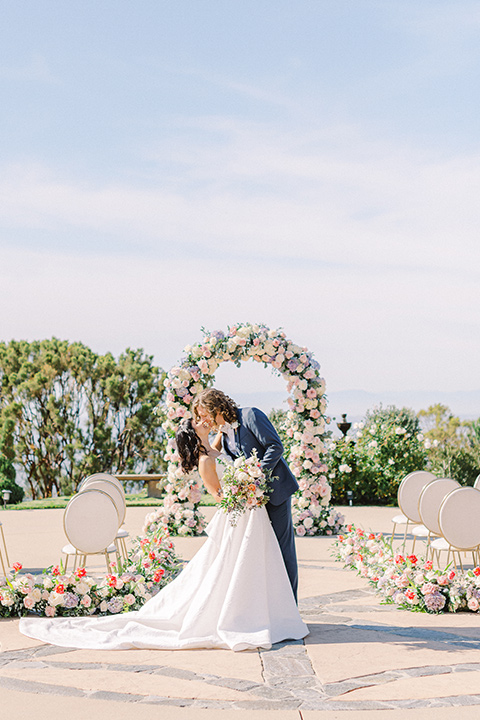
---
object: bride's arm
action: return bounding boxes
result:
[211,430,223,452]
[198,455,223,501]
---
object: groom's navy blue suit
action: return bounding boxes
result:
[222,407,299,601]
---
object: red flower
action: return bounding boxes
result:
[368,533,375,540]
[153,568,165,582]
[12,562,23,573]
[474,567,480,577]
[394,554,405,564]
[405,589,416,600]
[407,555,418,565]
[52,565,61,576]
[106,574,117,588]
[448,570,456,580]
[75,567,87,579]
[55,584,65,594]
[424,560,433,570]
[140,539,149,548]
[148,551,156,560]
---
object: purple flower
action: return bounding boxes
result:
[424,591,446,612]
[107,597,124,614]
[63,593,79,609]
[287,360,299,372]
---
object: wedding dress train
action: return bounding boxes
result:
[19,507,309,652]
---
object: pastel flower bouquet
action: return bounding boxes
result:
[218,450,270,526]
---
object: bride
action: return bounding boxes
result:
[19,418,308,652]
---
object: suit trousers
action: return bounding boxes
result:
[266,499,298,603]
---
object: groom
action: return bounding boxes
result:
[192,388,299,601]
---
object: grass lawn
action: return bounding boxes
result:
[6,490,217,510]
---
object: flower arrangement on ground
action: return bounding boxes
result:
[0,524,180,619]
[219,450,269,526]
[158,323,344,537]
[332,524,480,613]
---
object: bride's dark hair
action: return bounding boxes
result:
[175,418,207,474]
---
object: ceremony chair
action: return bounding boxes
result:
[430,486,480,571]
[392,471,436,549]
[416,477,460,560]
[62,489,120,571]
[79,473,129,562]
[0,521,9,576]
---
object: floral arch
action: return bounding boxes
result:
[148,324,344,537]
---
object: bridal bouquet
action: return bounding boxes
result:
[218,450,270,526]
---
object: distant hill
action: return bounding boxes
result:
[234,389,480,422]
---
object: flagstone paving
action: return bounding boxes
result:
[2,505,480,718]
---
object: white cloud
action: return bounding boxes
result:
[1,122,480,279]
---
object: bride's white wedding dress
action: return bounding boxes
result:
[19,503,308,652]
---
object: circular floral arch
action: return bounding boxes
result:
[150,324,344,536]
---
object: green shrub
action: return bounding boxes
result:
[0,475,24,505]
[327,405,427,505]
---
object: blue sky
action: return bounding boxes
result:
[1,1,479,404]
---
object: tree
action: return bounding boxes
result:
[418,404,480,485]
[0,339,166,498]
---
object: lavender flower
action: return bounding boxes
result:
[107,597,124,614]
[63,592,79,609]
[424,591,446,612]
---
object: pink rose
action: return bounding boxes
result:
[296,525,306,536]
[45,606,56,617]
[468,597,480,611]
[310,409,321,419]
[23,596,35,610]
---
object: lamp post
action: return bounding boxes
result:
[336,413,351,437]
[2,489,11,509]
[336,413,353,506]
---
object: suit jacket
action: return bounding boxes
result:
[222,407,299,506]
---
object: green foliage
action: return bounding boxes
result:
[325,436,362,504]
[268,408,294,455]
[0,474,24,504]
[327,405,427,505]
[0,339,167,499]
[418,404,480,485]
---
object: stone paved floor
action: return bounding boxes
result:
[2,505,480,718]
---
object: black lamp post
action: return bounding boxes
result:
[336,413,351,437]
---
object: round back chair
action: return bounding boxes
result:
[79,472,125,496]
[418,477,460,535]
[79,477,126,525]
[397,470,436,523]
[64,489,120,555]
[439,486,480,550]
